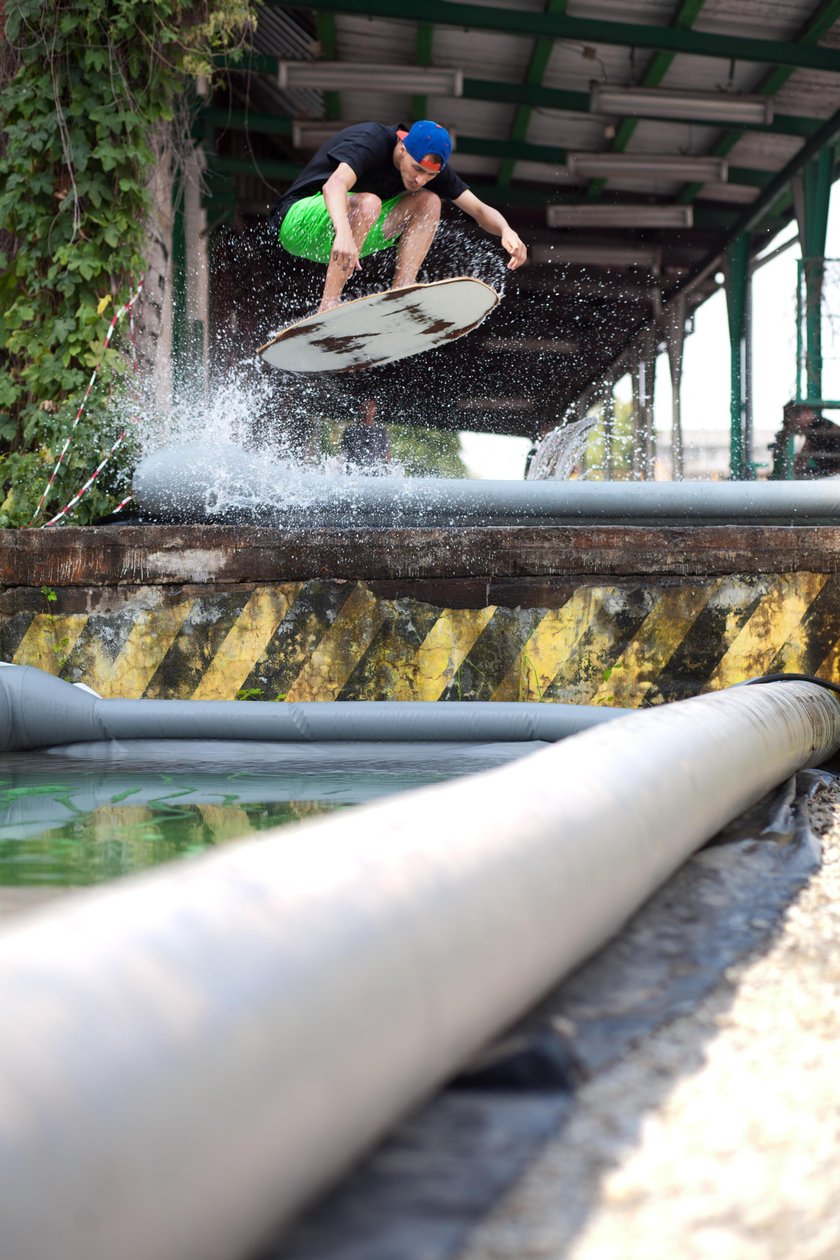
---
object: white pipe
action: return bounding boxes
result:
[0,680,838,1260]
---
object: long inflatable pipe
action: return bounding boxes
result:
[0,680,838,1260]
[133,441,840,527]
[0,664,628,752]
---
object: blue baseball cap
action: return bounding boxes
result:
[400,120,452,171]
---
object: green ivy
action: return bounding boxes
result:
[0,0,257,526]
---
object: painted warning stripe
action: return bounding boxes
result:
[706,572,830,689]
[10,612,90,678]
[285,584,386,701]
[6,573,840,703]
[588,583,721,708]
[192,586,303,701]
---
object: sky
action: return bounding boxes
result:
[460,185,840,479]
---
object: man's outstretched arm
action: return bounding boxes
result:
[453,190,527,270]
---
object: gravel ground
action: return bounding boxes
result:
[457,777,840,1260]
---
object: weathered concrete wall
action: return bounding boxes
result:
[2,525,840,702]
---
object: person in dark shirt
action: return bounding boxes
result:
[272,120,527,311]
[771,401,840,478]
[340,397,391,474]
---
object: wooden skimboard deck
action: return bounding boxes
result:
[258,276,500,373]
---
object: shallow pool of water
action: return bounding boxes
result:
[0,740,541,888]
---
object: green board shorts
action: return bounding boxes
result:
[279,191,406,264]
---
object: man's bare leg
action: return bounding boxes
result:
[385,190,442,289]
[319,193,382,312]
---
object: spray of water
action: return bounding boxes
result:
[122,214,613,526]
[526,415,601,481]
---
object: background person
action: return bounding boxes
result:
[771,401,840,478]
[341,398,391,474]
[271,120,527,312]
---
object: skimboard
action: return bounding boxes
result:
[258,276,499,373]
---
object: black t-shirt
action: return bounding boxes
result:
[272,122,468,223]
[341,421,390,470]
[802,416,840,477]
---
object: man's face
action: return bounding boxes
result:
[394,143,440,191]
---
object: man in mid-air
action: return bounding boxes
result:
[272,119,527,312]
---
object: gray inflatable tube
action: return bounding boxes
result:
[0,664,628,751]
[0,679,838,1260]
[132,441,840,526]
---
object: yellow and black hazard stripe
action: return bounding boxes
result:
[3,573,838,704]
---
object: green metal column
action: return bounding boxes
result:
[315,13,341,120]
[725,233,750,480]
[799,146,833,403]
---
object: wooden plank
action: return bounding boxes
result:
[3,524,840,590]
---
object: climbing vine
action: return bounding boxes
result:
[0,0,257,526]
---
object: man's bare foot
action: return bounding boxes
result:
[318,297,342,313]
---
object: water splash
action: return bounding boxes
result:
[526,415,601,480]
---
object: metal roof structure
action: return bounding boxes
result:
[201,1,840,450]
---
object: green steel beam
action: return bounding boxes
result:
[802,144,834,256]
[289,1,840,72]
[587,0,708,199]
[412,22,434,120]
[217,56,825,137]
[498,0,568,189]
[800,145,834,401]
[199,107,780,184]
[315,12,341,120]
[202,153,771,228]
[207,155,302,180]
[201,109,570,163]
[679,0,840,203]
[201,109,294,136]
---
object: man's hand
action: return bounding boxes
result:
[501,228,527,270]
[331,225,362,277]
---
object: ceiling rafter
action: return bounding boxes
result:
[288,1,840,73]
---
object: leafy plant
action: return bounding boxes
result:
[0,0,257,526]
[39,584,69,669]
